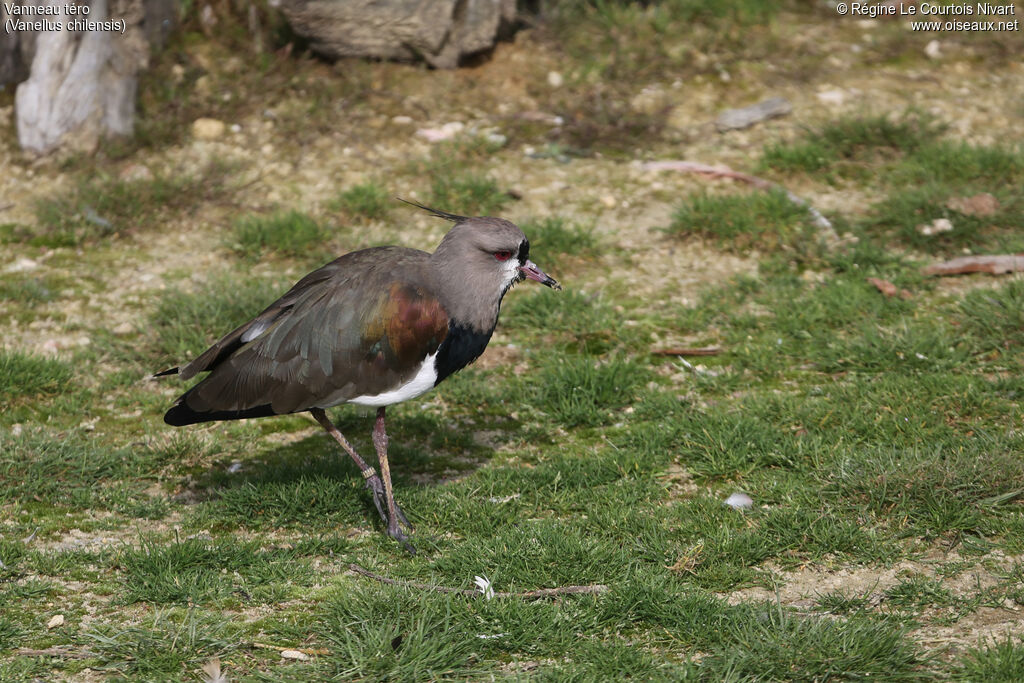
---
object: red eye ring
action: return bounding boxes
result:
[494,250,512,261]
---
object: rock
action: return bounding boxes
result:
[113,321,134,336]
[416,121,464,142]
[924,40,942,59]
[716,97,792,132]
[192,118,225,140]
[281,650,310,661]
[816,89,847,106]
[391,115,414,125]
[279,0,518,69]
[917,218,954,236]
[47,614,64,629]
[547,71,563,88]
[600,195,617,209]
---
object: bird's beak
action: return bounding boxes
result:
[520,259,561,290]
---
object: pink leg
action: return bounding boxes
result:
[372,407,415,552]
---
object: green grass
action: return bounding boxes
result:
[760,113,945,174]
[329,182,391,221]
[117,536,318,605]
[82,610,243,679]
[519,215,598,268]
[533,356,646,427]
[29,161,236,247]
[759,113,1024,254]
[668,188,819,253]
[0,351,74,403]
[956,637,1024,681]
[428,174,511,217]
[141,272,285,367]
[6,14,1024,681]
[228,210,330,260]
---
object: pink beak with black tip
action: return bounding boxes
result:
[520,259,562,290]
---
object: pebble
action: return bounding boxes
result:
[600,195,617,209]
[392,115,413,125]
[47,615,65,629]
[192,118,226,140]
[415,121,464,142]
[547,71,563,87]
[924,40,942,59]
[113,321,134,335]
[716,97,791,132]
[816,89,847,106]
[917,218,953,236]
[281,650,310,661]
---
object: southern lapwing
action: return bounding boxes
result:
[157,202,560,551]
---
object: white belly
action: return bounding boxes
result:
[346,351,439,407]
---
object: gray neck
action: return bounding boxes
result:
[430,251,504,334]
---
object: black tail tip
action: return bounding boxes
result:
[153,366,180,378]
[163,401,200,426]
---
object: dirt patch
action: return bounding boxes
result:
[727,549,1024,654]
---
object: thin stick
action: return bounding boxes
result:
[348,563,608,600]
[251,642,330,656]
[642,160,838,241]
[652,346,721,357]
[17,647,95,659]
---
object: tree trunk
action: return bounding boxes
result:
[279,0,519,69]
[13,0,152,155]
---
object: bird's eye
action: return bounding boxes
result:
[494,250,512,261]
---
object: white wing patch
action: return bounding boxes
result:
[344,351,439,407]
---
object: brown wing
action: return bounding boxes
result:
[164,248,449,425]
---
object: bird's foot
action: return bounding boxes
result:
[387,519,416,556]
[364,473,416,553]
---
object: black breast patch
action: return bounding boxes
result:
[433,321,495,385]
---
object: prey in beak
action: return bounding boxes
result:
[520,259,561,290]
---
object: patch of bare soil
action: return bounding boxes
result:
[727,549,1024,655]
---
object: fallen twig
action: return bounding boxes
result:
[652,346,721,357]
[641,160,838,242]
[17,647,95,659]
[251,641,329,656]
[348,563,608,600]
[923,254,1024,276]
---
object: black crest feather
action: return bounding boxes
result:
[397,198,469,223]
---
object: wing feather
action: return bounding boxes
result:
[165,248,450,422]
